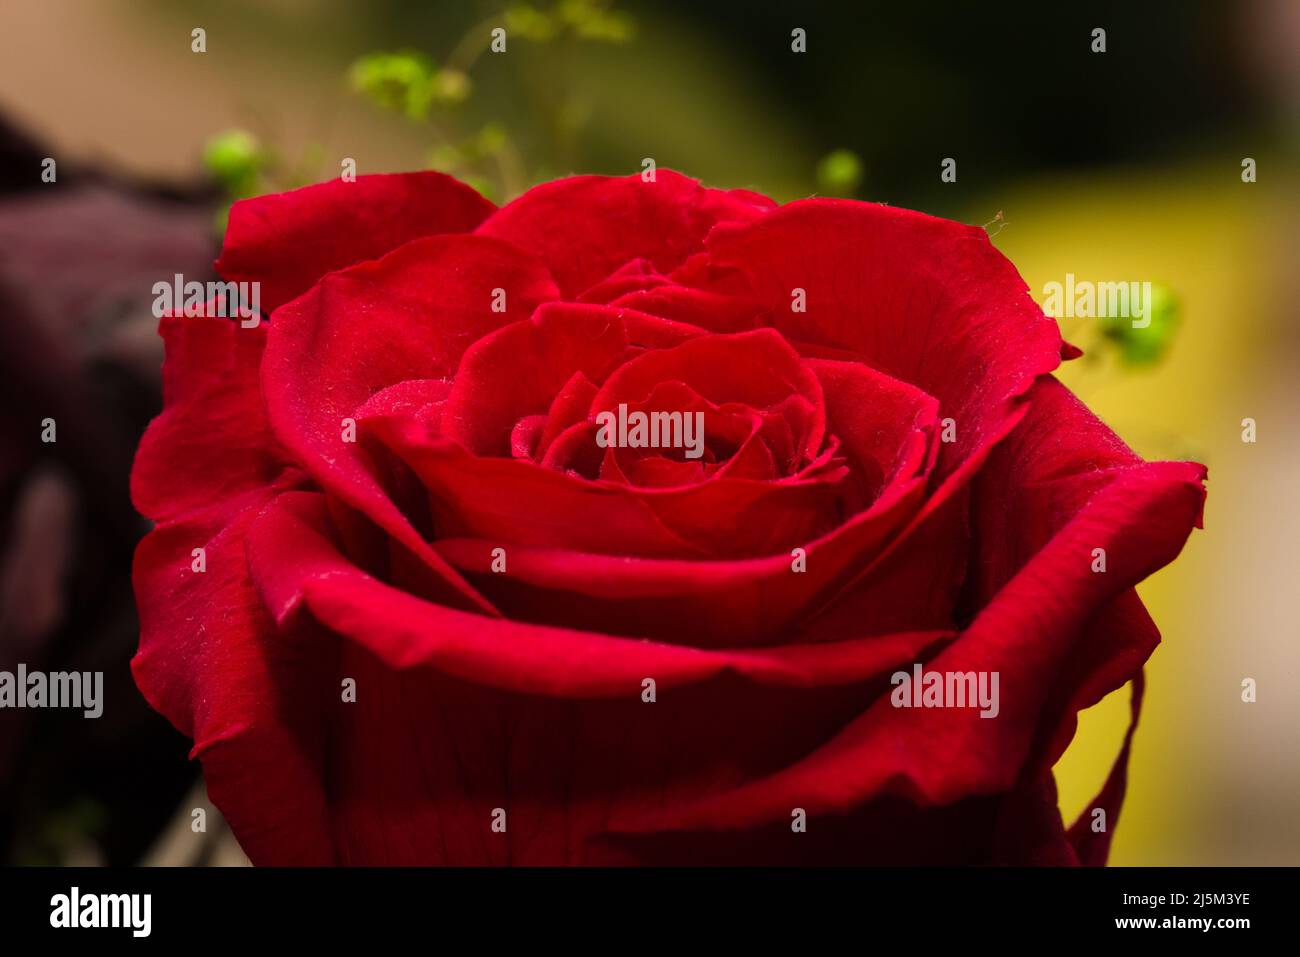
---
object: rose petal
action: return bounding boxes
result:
[131,493,335,864]
[609,452,1204,832]
[246,491,952,695]
[216,172,494,313]
[262,235,559,613]
[132,313,294,525]
[477,171,773,296]
[687,199,1064,482]
[428,472,927,648]
[440,302,631,455]
[806,356,939,501]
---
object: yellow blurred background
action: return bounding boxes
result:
[1009,167,1300,864]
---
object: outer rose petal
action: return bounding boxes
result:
[239,492,954,864]
[132,313,291,525]
[130,306,329,861]
[989,772,1080,865]
[1064,674,1144,865]
[476,171,774,296]
[965,380,1195,868]
[131,493,334,864]
[686,199,1064,482]
[602,786,1069,865]
[609,416,1205,833]
[261,234,559,613]
[964,378,1186,778]
[245,492,951,697]
[215,172,494,314]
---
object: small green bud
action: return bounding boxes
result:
[815,149,864,197]
[1098,282,1180,367]
[203,129,263,193]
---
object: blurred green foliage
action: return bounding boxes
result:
[348,50,453,119]
[345,1,635,198]
[200,3,642,213]
[555,0,635,41]
[1098,282,1180,368]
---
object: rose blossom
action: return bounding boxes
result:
[131,170,1205,865]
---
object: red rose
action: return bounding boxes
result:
[131,170,1205,865]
